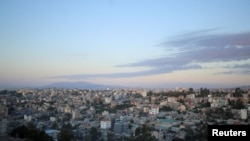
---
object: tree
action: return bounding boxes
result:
[9,122,53,141]
[57,129,74,141]
[188,88,194,94]
[200,101,210,108]
[8,106,15,115]
[199,88,209,97]
[89,127,101,141]
[147,91,153,97]
[160,106,173,111]
[57,123,74,141]
[131,124,157,141]
[232,99,245,109]
[107,132,115,141]
[224,108,233,119]
[128,124,133,129]
[177,99,185,105]
[233,88,243,97]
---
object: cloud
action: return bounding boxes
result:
[53,30,250,79]
[163,30,250,49]
[52,63,201,79]
[117,31,250,71]
[215,63,250,75]
[162,31,250,62]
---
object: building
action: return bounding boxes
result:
[149,106,159,115]
[179,104,186,111]
[102,110,109,117]
[104,97,112,104]
[140,90,147,97]
[0,106,8,116]
[24,115,32,121]
[50,117,56,122]
[113,121,129,134]
[72,110,80,119]
[0,119,8,135]
[100,119,111,129]
[241,109,247,120]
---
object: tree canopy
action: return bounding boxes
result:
[9,122,53,141]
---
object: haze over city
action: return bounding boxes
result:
[1,0,250,89]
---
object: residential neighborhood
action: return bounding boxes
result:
[0,87,249,141]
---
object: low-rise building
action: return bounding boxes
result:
[100,118,111,129]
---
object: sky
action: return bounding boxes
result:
[1,0,250,89]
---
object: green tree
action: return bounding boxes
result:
[89,127,101,141]
[233,88,243,97]
[199,88,209,97]
[147,91,153,97]
[131,124,157,141]
[9,122,53,141]
[57,123,75,141]
[107,132,115,141]
[160,106,173,111]
[57,129,74,141]
[188,88,194,94]
[128,124,133,129]
[177,99,185,105]
[232,99,245,109]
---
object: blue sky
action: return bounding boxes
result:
[1,0,250,89]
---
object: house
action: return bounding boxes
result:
[149,106,159,115]
[100,118,111,129]
[113,121,129,135]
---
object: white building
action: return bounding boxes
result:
[50,117,56,122]
[104,97,112,104]
[179,105,186,111]
[241,109,247,120]
[140,90,147,97]
[72,110,80,119]
[24,115,32,121]
[114,93,121,100]
[160,100,168,106]
[186,94,195,99]
[100,119,111,129]
[102,110,109,117]
[149,106,159,115]
[167,97,177,103]
[64,106,71,113]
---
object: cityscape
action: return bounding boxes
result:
[0,86,250,141]
[1,0,250,141]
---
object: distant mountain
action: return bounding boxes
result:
[237,85,250,90]
[41,81,122,89]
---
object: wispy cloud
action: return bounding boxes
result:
[52,63,201,79]
[53,30,250,79]
[215,63,250,75]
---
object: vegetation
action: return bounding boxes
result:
[57,123,75,141]
[197,88,210,97]
[133,93,143,98]
[233,88,244,97]
[205,107,234,120]
[89,127,101,141]
[9,122,53,141]
[128,124,157,141]
[160,106,173,111]
[199,100,210,108]
[230,99,245,109]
